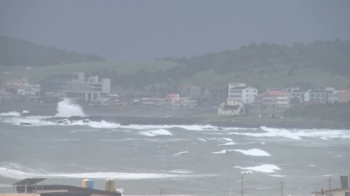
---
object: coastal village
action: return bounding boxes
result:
[1,72,350,116]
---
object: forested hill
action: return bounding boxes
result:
[159,39,350,77]
[0,36,105,66]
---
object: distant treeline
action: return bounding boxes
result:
[284,102,350,123]
[157,39,350,76]
[95,39,350,91]
[0,36,105,66]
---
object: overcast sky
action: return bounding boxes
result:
[1,0,350,61]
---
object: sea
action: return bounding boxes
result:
[0,99,349,196]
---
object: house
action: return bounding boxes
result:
[6,77,41,97]
[180,85,201,98]
[312,173,350,196]
[227,83,258,104]
[163,94,180,108]
[261,89,291,109]
[338,88,350,103]
[11,178,121,196]
[218,100,245,115]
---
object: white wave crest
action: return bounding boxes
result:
[139,129,173,137]
[212,150,227,154]
[173,151,188,156]
[233,148,271,156]
[217,142,235,146]
[234,164,280,173]
[56,98,85,117]
[0,111,21,117]
[0,167,183,180]
[227,126,350,140]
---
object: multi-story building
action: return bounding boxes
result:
[309,90,327,103]
[261,89,290,108]
[63,72,111,102]
[180,85,201,98]
[205,85,227,106]
[42,72,110,102]
[227,83,257,104]
[288,88,311,102]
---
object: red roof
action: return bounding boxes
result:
[266,89,289,96]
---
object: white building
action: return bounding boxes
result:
[63,72,111,102]
[227,83,258,104]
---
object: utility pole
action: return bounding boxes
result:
[281,181,283,196]
[241,173,244,196]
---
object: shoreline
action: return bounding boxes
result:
[1,102,350,130]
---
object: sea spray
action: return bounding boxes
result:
[56,98,85,117]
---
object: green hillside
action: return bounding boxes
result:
[1,39,350,93]
[0,36,105,67]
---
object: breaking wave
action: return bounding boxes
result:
[234,164,280,173]
[0,166,185,180]
[56,98,85,117]
[0,111,21,117]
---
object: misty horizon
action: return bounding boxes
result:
[1,0,350,61]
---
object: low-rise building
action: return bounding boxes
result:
[338,88,350,103]
[218,100,245,115]
[261,89,290,109]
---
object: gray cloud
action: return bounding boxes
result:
[1,0,349,61]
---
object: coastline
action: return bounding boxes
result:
[1,102,350,130]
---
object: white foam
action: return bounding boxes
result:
[217,142,235,146]
[121,124,217,131]
[269,174,285,177]
[22,110,29,114]
[227,126,350,140]
[168,170,193,174]
[221,138,233,142]
[0,111,21,117]
[56,98,85,117]
[173,151,188,156]
[235,164,280,173]
[233,149,271,156]
[139,129,172,137]
[212,150,227,154]
[0,167,183,180]
[198,138,207,142]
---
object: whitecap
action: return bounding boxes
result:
[0,167,183,180]
[0,111,21,117]
[233,149,271,156]
[234,164,280,173]
[198,138,207,142]
[139,129,172,137]
[173,151,188,156]
[217,142,235,146]
[212,150,227,154]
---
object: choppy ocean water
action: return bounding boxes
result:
[0,100,349,196]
